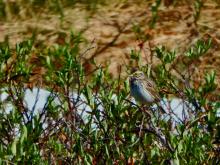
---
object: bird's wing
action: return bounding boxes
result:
[142,79,161,102]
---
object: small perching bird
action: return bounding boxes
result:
[129,71,173,152]
[129,71,166,113]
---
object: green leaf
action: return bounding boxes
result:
[105,145,110,158]
[20,125,27,144]
[11,139,17,155]
[208,110,216,124]
[130,49,140,60]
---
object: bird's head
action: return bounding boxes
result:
[129,71,145,85]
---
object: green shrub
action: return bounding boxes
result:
[0,32,219,164]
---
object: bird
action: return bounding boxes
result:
[129,71,166,113]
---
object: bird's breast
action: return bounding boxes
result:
[130,82,155,104]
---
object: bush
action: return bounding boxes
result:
[0,32,219,164]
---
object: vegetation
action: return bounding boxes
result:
[0,0,219,164]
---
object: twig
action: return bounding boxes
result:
[142,125,175,153]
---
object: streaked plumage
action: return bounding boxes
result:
[129,71,160,105]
